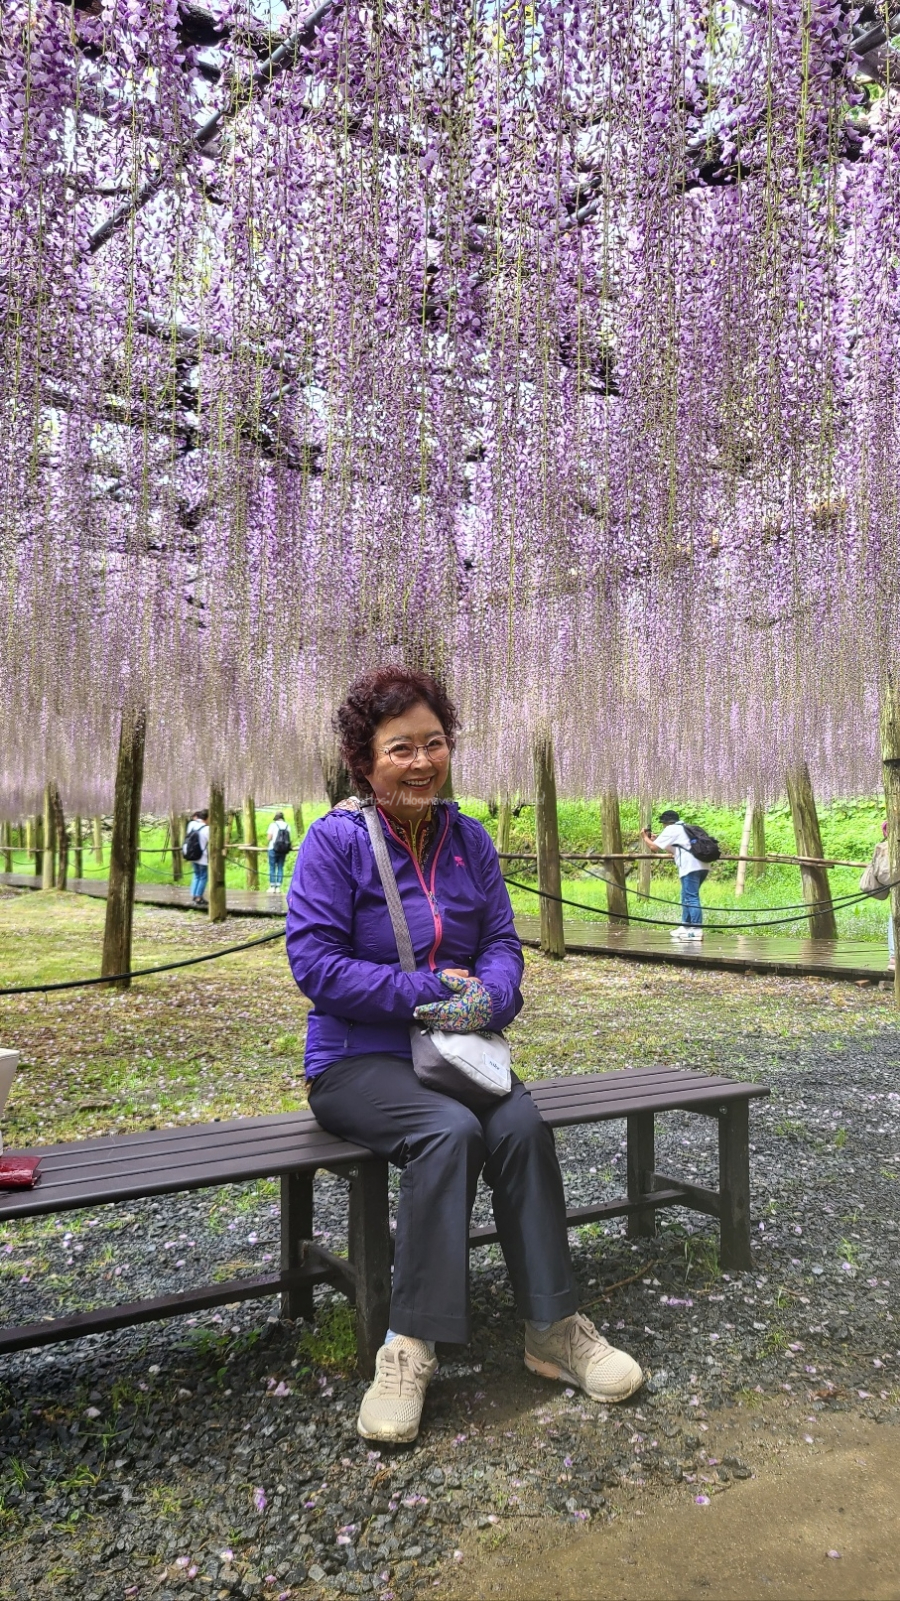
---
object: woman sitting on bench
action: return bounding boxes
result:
[286,664,642,1443]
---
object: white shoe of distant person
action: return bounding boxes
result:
[669,926,692,942]
[687,928,704,941]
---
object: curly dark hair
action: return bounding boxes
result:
[335,665,459,793]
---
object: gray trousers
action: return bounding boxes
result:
[308,1053,577,1345]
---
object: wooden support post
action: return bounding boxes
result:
[533,729,565,959]
[880,679,900,1009]
[169,811,183,880]
[638,799,652,897]
[281,1172,315,1321]
[1,821,11,874]
[347,1160,393,1378]
[208,782,227,922]
[495,792,512,877]
[92,815,104,864]
[751,804,766,879]
[735,796,753,897]
[243,795,259,890]
[601,788,628,924]
[73,815,83,881]
[785,763,837,939]
[626,1112,656,1239]
[50,784,69,892]
[292,802,305,839]
[28,815,40,880]
[41,782,56,890]
[321,746,353,808]
[101,705,146,988]
[717,1100,751,1270]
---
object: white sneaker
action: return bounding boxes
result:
[357,1337,438,1443]
[669,926,691,941]
[525,1313,643,1403]
[687,928,704,941]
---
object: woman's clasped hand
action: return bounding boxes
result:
[413,970,493,1033]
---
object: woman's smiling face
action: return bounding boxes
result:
[366,699,452,821]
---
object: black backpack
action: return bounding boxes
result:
[682,824,721,863]
[182,826,203,862]
[273,824,292,856]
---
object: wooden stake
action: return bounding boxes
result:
[73,814,83,881]
[735,797,753,898]
[101,705,147,987]
[601,788,628,924]
[638,799,652,897]
[28,815,40,880]
[880,679,900,1009]
[751,804,766,879]
[533,729,565,958]
[41,782,56,891]
[292,802,305,839]
[1,821,11,874]
[785,763,837,939]
[169,811,183,880]
[243,795,259,889]
[92,815,104,864]
[496,792,512,878]
[208,782,227,922]
[50,784,69,892]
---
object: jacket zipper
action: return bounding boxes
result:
[379,807,451,970]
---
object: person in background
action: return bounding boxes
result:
[641,808,708,942]
[266,810,292,894]
[185,809,210,908]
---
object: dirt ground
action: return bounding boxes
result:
[438,1402,900,1601]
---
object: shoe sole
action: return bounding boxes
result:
[357,1418,420,1444]
[524,1353,643,1403]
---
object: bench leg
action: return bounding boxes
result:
[281,1171,315,1321]
[348,1160,392,1379]
[718,1100,752,1271]
[626,1112,656,1239]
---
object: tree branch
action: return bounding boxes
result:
[87,0,339,255]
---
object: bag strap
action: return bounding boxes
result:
[362,803,417,973]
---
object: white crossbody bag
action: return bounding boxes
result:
[362,803,512,1110]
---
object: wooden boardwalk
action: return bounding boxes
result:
[1,874,892,983]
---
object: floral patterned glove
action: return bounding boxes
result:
[414,972,493,1033]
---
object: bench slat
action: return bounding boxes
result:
[0,1065,767,1223]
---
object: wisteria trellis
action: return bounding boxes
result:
[1,0,899,812]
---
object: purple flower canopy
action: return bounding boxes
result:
[0,0,897,811]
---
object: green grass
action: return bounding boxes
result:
[295,1301,358,1372]
[1,887,897,1155]
[5,796,887,937]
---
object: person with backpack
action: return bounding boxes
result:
[266,811,292,893]
[182,809,210,907]
[641,808,720,942]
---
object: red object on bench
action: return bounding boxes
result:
[0,1155,42,1189]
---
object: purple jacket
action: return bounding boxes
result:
[286,801,524,1079]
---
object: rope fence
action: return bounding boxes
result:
[504,877,900,931]
[0,926,287,997]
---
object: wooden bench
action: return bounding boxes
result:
[0,1065,767,1375]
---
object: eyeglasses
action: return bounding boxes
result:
[380,736,453,768]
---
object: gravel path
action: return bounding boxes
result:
[2,1024,899,1600]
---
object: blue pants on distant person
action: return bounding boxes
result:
[268,849,285,889]
[680,869,708,927]
[191,864,208,901]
